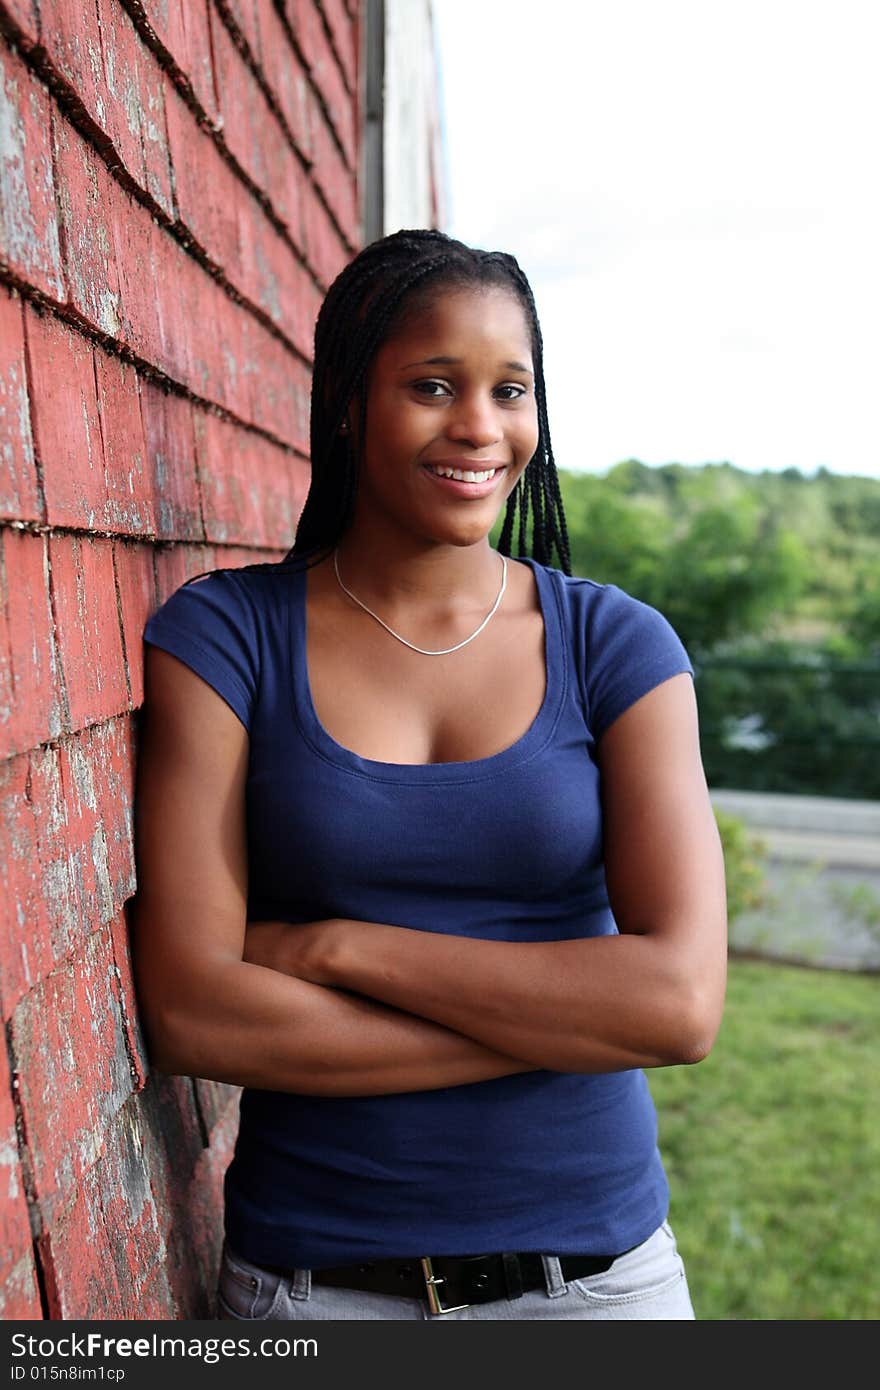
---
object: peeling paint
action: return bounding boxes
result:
[41,541,62,741]
[1,65,62,287]
[90,826,113,924]
[0,1133,22,1199]
[0,67,34,263]
[42,855,76,950]
[67,731,97,814]
[0,0,362,1315]
[0,349,37,507]
[97,288,121,335]
[0,1250,40,1318]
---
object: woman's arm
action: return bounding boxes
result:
[269,673,728,1073]
[131,646,535,1095]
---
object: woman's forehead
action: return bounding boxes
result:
[381,285,533,361]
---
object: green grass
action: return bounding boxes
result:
[647,957,880,1320]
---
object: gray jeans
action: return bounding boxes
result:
[216,1220,695,1320]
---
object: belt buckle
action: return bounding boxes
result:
[420,1256,470,1315]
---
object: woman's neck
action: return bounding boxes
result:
[333,530,504,611]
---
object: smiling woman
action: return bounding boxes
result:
[345,284,539,557]
[132,229,727,1321]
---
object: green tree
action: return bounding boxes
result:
[558,468,810,654]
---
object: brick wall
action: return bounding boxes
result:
[0,0,361,1319]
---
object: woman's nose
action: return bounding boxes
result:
[445,396,502,449]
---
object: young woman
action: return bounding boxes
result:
[134,229,727,1321]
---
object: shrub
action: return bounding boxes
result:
[714,807,768,924]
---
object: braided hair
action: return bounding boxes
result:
[190,230,571,582]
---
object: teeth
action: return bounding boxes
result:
[429,466,497,482]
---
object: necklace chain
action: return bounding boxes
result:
[333,550,508,656]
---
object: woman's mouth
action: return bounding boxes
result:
[427,464,497,482]
[421,463,507,498]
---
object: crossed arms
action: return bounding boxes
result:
[132,648,727,1096]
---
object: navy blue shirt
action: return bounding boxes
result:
[143,557,694,1267]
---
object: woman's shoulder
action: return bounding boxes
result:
[523,559,693,739]
[142,562,296,730]
[521,557,662,627]
[174,558,293,597]
[148,560,295,627]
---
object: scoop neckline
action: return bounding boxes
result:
[288,556,567,784]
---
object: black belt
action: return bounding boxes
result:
[265,1250,618,1315]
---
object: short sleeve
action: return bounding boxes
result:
[584,584,693,741]
[142,570,259,731]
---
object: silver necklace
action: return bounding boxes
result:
[333,549,508,656]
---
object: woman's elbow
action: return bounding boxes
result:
[665,980,725,1065]
[133,958,217,1076]
[137,998,197,1077]
[667,1031,715,1067]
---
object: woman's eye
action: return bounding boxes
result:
[412,380,451,398]
[495,383,527,401]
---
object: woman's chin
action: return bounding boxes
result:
[415,502,509,550]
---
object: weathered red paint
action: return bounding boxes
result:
[38,0,106,130]
[95,717,138,922]
[286,0,356,166]
[95,349,157,537]
[113,540,158,707]
[48,738,114,950]
[49,532,129,730]
[320,0,359,93]
[9,0,169,224]
[0,0,40,48]
[109,906,148,1091]
[135,0,220,127]
[0,528,62,757]
[139,375,204,541]
[189,286,311,447]
[95,0,175,218]
[0,743,76,1013]
[219,0,263,62]
[194,1077,241,1138]
[11,924,134,1220]
[220,545,286,569]
[0,751,40,1010]
[56,719,137,940]
[163,74,242,269]
[25,306,108,527]
[302,175,353,290]
[165,73,314,353]
[250,0,314,160]
[37,1091,172,1319]
[309,102,360,247]
[52,114,124,338]
[152,543,218,605]
[234,191,318,358]
[194,404,307,549]
[210,12,303,243]
[109,180,166,365]
[0,43,65,300]
[155,1092,241,1317]
[1,717,140,1016]
[0,0,363,1320]
[0,1033,42,1318]
[0,286,41,522]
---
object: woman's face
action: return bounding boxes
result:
[351,285,539,549]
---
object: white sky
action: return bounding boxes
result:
[431,0,880,479]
